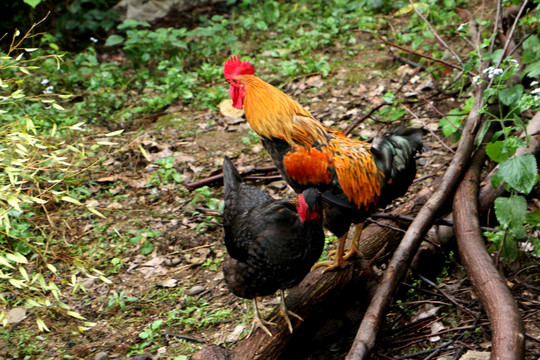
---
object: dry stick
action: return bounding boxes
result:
[378,36,464,73]
[345,79,488,360]
[408,0,464,67]
[185,165,277,189]
[343,66,420,136]
[453,150,525,360]
[494,0,529,69]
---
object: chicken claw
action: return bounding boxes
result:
[249,298,275,337]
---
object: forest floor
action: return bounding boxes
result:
[1,3,539,360]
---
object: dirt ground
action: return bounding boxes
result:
[1,8,539,360]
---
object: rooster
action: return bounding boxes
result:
[222,156,324,336]
[223,55,423,271]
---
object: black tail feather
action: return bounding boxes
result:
[223,156,243,197]
[372,127,424,207]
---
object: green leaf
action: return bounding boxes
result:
[486,141,506,162]
[494,196,527,228]
[522,35,540,64]
[500,233,519,263]
[525,210,540,226]
[498,84,523,107]
[23,0,42,8]
[523,61,540,78]
[498,154,538,194]
[140,240,154,255]
[105,35,125,47]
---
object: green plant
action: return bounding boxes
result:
[128,319,164,356]
[127,229,160,255]
[147,157,184,187]
[106,290,138,311]
[191,186,224,233]
[168,298,233,329]
[0,27,120,332]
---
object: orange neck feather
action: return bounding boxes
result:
[237,74,334,145]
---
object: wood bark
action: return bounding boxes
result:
[453,149,525,360]
[345,78,488,360]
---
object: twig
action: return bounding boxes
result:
[490,0,503,53]
[344,66,420,135]
[344,101,389,136]
[408,0,463,66]
[493,0,529,71]
[395,340,454,360]
[185,166,278,189]
[365,218,406,234]
[378,36,465,73]
[400,103,456,154]
[346,66,488,360]
[369,213,498,232]
[417,274,477,317]
[164,333,207,343]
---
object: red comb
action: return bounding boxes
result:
[223,55,255,79]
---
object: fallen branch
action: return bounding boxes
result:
[185,165,277,189]
[453,148,525,360]
[378,36,465,74]
[345,77,487,359]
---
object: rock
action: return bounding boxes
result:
[187,285,205,296]
[226,324,246,343]
[6,307,26,324]
[190,344,228,360]
[460,350,491,360]
[94,351,108,360]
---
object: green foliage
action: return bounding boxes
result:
[127,229,160,255]
[439,97,474,141]
[0,28,120,331]
[168,297,233,329]
[148,157,184,187]
[191,186,224,233]
[106,290,138,311]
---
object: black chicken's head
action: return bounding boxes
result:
[298,188,323,223]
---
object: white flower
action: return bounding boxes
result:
[532,88,540,95]
[483,67,493,74]
[41,79,49,85]
[90,37,98,43]
[43,85,54,95]
[472,75,480,84]
[493,68,503,76]
[531,81,539,86]
[457,23,467,32]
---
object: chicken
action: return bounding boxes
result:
[221,156,324,336]
[223,55,423,271]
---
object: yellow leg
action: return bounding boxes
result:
[343,223,364,260]
[311,232,349,272]
[278,289,303,333]
[248,298,275,337]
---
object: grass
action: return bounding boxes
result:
[1,0,539,357]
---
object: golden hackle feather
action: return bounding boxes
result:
[237,74,383,210]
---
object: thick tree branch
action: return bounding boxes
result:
[453,149,525,360]
[345,78,488,360]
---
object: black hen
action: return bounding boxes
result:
[222,156,324,335]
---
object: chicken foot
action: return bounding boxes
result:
[249,298,276,337]
[311,232,349,272]
[343,223,364,260]
[312,223,365,272]
[277,289,303,333]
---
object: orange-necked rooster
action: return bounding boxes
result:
[223,55,423,271]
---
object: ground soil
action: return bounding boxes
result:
[1,5,539,360]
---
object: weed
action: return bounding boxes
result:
[106,290,138,311]
[127,229,160,255]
